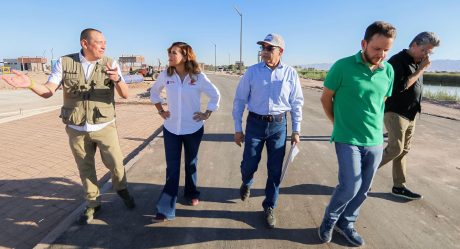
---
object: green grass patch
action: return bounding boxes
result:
[297,69,327,81]
[424,72,460,86]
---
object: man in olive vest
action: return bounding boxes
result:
[1,28,135,225]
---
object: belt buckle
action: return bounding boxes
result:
[267,115,273,122]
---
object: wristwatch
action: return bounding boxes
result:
[114,77,122,84]
[158,109,165,114]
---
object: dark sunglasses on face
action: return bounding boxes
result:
[260,45,279,52]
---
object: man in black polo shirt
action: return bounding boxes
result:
[379,32,440,200]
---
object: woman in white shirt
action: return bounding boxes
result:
[150,42,220,222]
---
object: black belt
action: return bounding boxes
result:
[249,112,285,122]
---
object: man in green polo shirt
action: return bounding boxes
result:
[318,21,396,247]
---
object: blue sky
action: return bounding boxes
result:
[1,0,459,66]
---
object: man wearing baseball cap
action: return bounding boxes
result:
[232,33,304,228]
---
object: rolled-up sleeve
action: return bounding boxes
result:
[112,60,125,82]
[232,72,251,132]
[200,73,220,111]
[289,70,304,132]
[150,72,166,104]
[47,58,63,85]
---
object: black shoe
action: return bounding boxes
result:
[117,189,136,209]
[152,213,168,223]
[391,186,423,200]
[78,205,101,225]
[264,207,276,229]
[334,226,364,246]
[240,184,250,201]
[318,219,335,243]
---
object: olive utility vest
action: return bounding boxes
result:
[59,53,116,125]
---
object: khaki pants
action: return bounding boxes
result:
[66,123,127,208]
[379,112,416,187]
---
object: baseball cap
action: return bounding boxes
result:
[257,33,285,50]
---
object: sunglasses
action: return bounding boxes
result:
[260,45,279,52]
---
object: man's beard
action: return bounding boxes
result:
[363,49,380,66]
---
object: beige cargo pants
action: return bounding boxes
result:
[66,122,127,208]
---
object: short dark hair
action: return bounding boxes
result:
[80,28,102,41]
[364,21,396,42]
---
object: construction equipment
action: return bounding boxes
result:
[131,66,155,80]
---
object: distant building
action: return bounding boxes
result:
[3,59,21,71]
[16,57,47,71]
[235,61,244,72]
[119,55,145,72]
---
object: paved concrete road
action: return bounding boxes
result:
[45,74,460,248]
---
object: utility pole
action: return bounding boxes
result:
[211,42,216,72]
[234,6,243,75]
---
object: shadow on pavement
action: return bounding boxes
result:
[0,177,83,248]
[368,192,413,203]
[50,182,337,248]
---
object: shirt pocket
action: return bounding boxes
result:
[93,106,115,123]
[271,80,290,101]
[60,106,84,125]
[63,78,81,96]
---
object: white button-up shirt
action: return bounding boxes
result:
[150,70,220,135]
[48,51,124,132]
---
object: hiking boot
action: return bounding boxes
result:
[318,219,335,243]
[78,205,101,225]
[334,226,364,246]
[117,189,136,209]
[264,207,276,229]
[240,184,250,201]
[391,186,423,200]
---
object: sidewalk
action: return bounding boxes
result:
[0,85,163,249]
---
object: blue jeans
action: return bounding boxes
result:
[240,114,287,209]
[322,142,383,228]
[156,126,204,219]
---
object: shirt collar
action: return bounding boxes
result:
[355,51,385,70]
[401,49,416,64]
[260,60,285,70]
[172,70,191,80]
[79,50,101,64]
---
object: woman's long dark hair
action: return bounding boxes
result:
[167,42,201,80]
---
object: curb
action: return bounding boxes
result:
[33,125,163,249]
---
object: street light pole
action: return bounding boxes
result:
[234,6,242,75]
[211,42,216,72]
